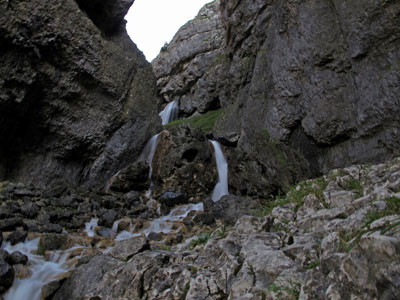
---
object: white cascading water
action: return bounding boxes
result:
[84,218,98,237]
[2,239,84,300]
[115,202,203,241]
[210,140,229,201]
[159,100,179,125]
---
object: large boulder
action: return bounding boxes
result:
[0,253,15,294]
[0,0,161,188]
[151,125,217,201]
[108,161,150,192]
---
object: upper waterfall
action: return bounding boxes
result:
[159,100,179,125]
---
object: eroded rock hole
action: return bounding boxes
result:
[182,149,198,162]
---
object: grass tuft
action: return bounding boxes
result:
[164,109,224,133]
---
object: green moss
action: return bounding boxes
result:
[165,109,224,133]
[255,177,328,218]
[341,177,364,197]
[365,196,400,226]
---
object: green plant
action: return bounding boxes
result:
[256,177,329,218]
[305,259,320,270]
[190,233,211,248]
[267,278,301,299]
[365,196,400,226]
[165,109,224,133]
[341,177,364,197]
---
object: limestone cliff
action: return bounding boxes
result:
[0,0,161,188]
[153,0,400,183]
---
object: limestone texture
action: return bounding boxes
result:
[0,0,161,189]
[153,0,400,179]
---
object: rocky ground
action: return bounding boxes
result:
[1,156,398,299]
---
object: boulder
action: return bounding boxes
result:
[158,191,188,214]
[6,251,28,266]
[151,126,217,200]
[109,237,150,261]
[21,202,40,218]
[0,255,14,294]
[98,210,119,228]
[203,195,261,225]
[6,231,28,245]
[38,234,69,254]
[109,161,150,192]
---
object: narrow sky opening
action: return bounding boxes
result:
[125,0,211,62]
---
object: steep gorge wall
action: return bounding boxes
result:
[0,0,161,188]
[153,0,400,184]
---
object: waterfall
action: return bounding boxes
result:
[159,100,179,125]
[210,140,229,201]
[139,133,160,180]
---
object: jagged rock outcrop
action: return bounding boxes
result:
[151,125,217,201]
[0,0,161,188]
[153,0,400,180]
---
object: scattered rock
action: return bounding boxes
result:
[0,255,14,294]
[6,251,28,266]
[38,234,69,254]
[204,195,260,225]
[6,231,28,245]
[109,237,150,261]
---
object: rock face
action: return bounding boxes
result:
[153,0,400,178]
[152,0,225,115]
[0,0,161,188]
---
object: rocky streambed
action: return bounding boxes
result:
[0,157,399,299]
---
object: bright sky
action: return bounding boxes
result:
[125,0,211,62]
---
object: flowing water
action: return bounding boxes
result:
[115,202,204,241]
[159,100,179,125]
[84,218,98,237]
[2,239,84,300]
[210,140,229,201]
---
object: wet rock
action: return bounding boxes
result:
[41,279,64,300]
[148,232,163,242]
[0,231,2,247]
[110,237,150,261]
[38,234,69,254]
[98,210,118,228]
[6,231,28,245]
[6,251,28,266]
[0,255,14,294]
[158,191,188,213]
[122,191,141,208]
[0,218,23,231]
[96,227,115,238]
[204,195,261,225]
[109,161,150,192]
